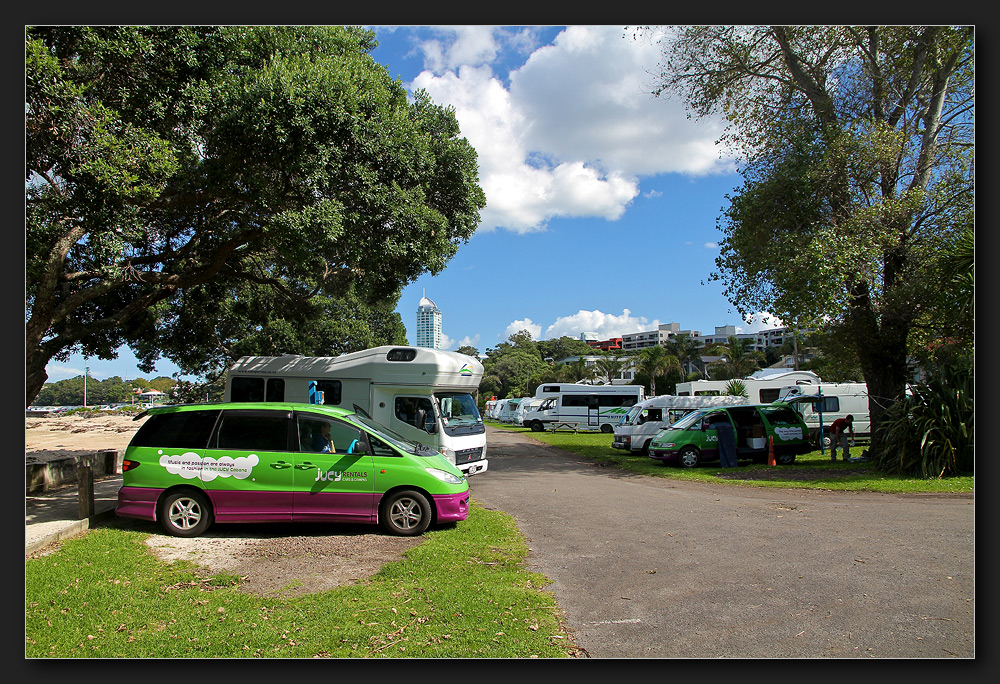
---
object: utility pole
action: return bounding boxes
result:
[83,356,89,407]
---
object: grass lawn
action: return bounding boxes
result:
[25,503,578,658]
[487,421,974,494]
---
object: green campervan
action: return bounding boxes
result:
[115,402,470,537]
[647,402,812,468]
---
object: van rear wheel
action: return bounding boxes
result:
[159,489,213,537]
[380,490,432,536]
[600,423,614,433]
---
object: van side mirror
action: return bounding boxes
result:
[425,423,438,434]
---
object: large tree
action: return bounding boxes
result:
[26,26,486,406]
[641,26,974,458]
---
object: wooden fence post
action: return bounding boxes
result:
[77,456,95,520]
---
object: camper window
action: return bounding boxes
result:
[759,388,781,403]
[230,377,265,402]
[265,378,285,402]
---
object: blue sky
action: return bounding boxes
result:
[44,25,784,385]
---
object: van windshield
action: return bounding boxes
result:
[434,392,485,436]
[347,414,439,457]
[668,409,707,430]
[623,405,644,425]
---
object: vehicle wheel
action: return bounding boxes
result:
[530,420,544,432]
[600,423,613,434]
[159,489,213,537]
[817,430,831,449]
[641,439,652,455]
[380,489,432,536]
[775,452,796,466]
[678,446,700,468]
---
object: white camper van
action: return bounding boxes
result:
[778,383,871,447]
[521,383,645,433]
[497,398,524,424]
[612,394,751,454]
[224,346,488,476]
[676,370,821,404]
[515,397,544,426]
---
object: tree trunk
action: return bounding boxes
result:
[26,348,50,408]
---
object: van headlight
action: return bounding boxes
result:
[426,467,464,484]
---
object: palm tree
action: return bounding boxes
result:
[708,335,765,380]
[638,345,681,396]
[594,355,627,385]
[559,356,596,383]
[667,334,702,379]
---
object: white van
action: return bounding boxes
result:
[778,383,870,447]
[613,394,750,454]
[676,370,821,404]
[515,397,544,426]
[224,346,488,476]
[522,383,645,433]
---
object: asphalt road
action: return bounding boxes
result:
[468,427,975,659]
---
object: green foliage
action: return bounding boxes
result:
[876,363,974,477]
[32,375,175,406]
[724,379,748,397]
[26,505,575,658]
[25,26,486,406]
[706,336,764,380]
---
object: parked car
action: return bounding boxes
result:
[647,402,812,468]
[116,402,470,537]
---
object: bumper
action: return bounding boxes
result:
[459,459,489,476]
[433,490,470,523]
[115,486,162,522]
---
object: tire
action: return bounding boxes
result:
[775,452,796,466]
[817,430,832,449]
[600,423,614,434]
[641,439,652,456]
[159,489,213,537]
[530,420,544,432]
[380,489,433,536]
[678,446,700,468]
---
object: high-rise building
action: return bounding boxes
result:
[415,294,442,349]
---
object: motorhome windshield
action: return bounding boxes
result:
[434,392,485,436]
[623,405,644,425]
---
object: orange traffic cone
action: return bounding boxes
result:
[767,435,776,466]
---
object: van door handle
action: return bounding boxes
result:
[294,461,315,470]
[271,461,292,470]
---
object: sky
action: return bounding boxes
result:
[43,25,785,385]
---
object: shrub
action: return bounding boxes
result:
[876,364,974,477]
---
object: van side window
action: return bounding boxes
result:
[130,410,220,449]
[368,435,399,458]
[265,378,285,402]
[315,380,341,405]
[296,416,365,454]
[816,397,840,413]
[230,377,264,402]
[216,411,291,451]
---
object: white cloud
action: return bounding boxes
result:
[543,308,661,340]
[737,312,785,334]
[408,25,735,235]
[502,318,542,340]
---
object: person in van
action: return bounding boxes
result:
[829,414,855,461]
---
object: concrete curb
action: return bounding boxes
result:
[25,508,117,556]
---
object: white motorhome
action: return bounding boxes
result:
[522,383,645,433]
[676,369,821,404]
[224,346,488,476]
[612,394,751,454]
[778,383,871,447]
[514,397,544,426]
[497,398,524,424]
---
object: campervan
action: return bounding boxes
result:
[521,383,645,433]
[778,383,871,447]
[514,397,544,426]
[497,398,524,424]
[223,346,488,476]
[675,369,821,404]
[612,394,751,454]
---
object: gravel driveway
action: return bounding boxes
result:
[469,427,975,658]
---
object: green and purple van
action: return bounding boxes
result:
[647,402,813,468]
[115,402,470,537]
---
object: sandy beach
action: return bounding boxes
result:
[25,412,148,462]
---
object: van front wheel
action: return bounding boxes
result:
[530,421,544,432]
[381,490,432,536]
[678,446,700,468]
[159,489,213,537]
